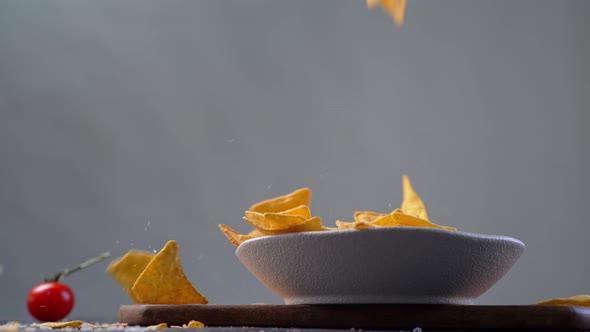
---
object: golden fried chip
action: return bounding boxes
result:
[335,220,374,230]
[371,213,397,226]
[353,211,386,223]
[248,229,263,237]
[367,0,407,26]
[280,205,312,219]
[244,216,325,235]
[38,321,83,329]
[132,240,208,304]
[146,323,168,330]
[249,188,311,213]
[218,224,255,247]
[391,211,456,230]
[106,250,155,303]
[536,294,590,307]
[184,320,205,328]
[401,175,430,221]
[243,212,307,230]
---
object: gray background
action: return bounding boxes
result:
[1,0,589,321]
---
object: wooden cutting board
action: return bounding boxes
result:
[119,304,590,331]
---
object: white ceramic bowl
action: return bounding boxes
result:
[236,227,524,305]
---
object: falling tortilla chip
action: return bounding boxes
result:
[132,240,208,304]
[535,294,590,307]
[38,321,83,329]
[106,250,155,303]
[367,0,407,26]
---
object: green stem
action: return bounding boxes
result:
[46,252,111,282]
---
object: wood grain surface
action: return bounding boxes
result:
[119,304,590,331]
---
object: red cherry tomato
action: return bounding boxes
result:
[27,282,75,321]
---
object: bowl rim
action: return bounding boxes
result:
[236,226,525,250]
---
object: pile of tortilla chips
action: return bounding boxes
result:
[335,175,456,231]
[219,188,327,247]
[106,240,208,304]
[219,175,456,247]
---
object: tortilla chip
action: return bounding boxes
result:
[335,220,374,230]
[38,321,83,329]
[280,205,312,219]
[353,211,387,223]
[249,188,311,213]
[401,175,430,221]
[106,250,155,303]
[218,224,255,247]
[243,212,307,231]
[132,240,208,304]
[391,211,456,230]
[536,294,590,307]
[367,0,407,26]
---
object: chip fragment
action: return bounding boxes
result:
[146,323,168,330]
[535,294,590,307]
[38,321,83,329]
[132,240,208,304]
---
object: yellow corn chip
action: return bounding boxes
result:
[335,220,374,230]
[243,212,307,230]
[244,216,325,236]
[353,211,386,223]
[391,211,456,230]
[366,0,407,26]
[218,224,255,247]
[185,321,205,328]
[132,240,208,304]
[371,213,398,226]
[249,188,311,213]
[106,250,155,303]
[146,323,168,330]
[536,295,590,307]
[248,229,263,237]
[401,175,430,221]
[280,205,312,219]
[38,321,83,329]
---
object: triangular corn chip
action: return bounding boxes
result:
[132,240,208,304]
[401,175,430,221]
[249,188,311,213]
[280,205,312,219]
[391,211,456,230]
[367,0,407,26]
[218,224,255,247]
[106,250,155,303]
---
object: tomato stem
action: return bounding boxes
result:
[45,252,111,282]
